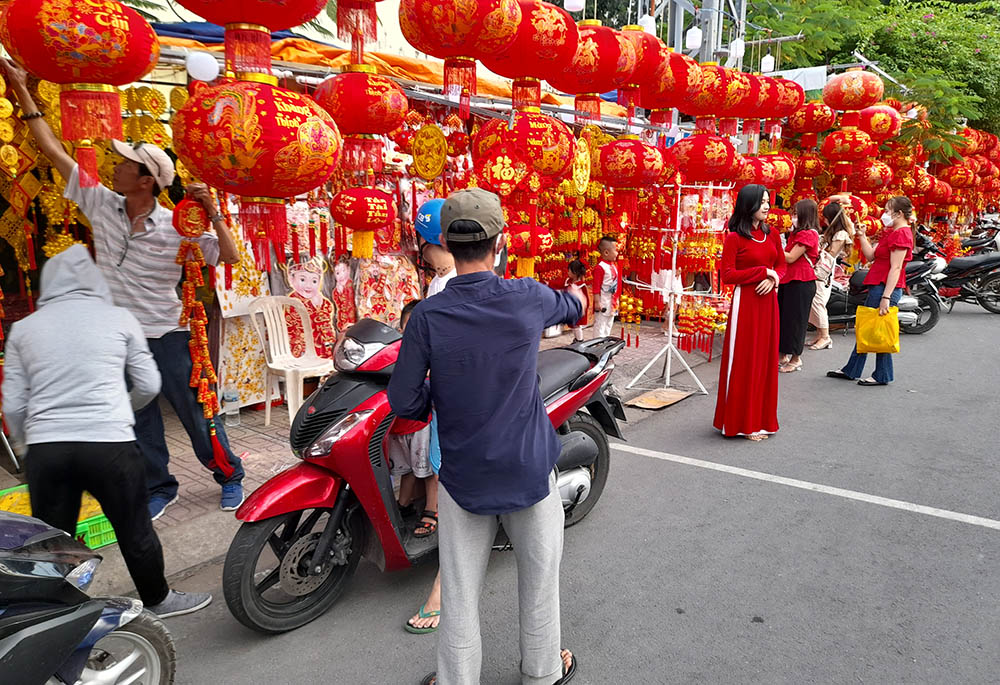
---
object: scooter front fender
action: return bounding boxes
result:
[236,462,342,522]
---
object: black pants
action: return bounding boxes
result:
[778,279,817,356]
[26,441,170,606]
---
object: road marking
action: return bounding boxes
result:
[612,444,1000,531]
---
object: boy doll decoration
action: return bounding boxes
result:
[332,255,357,332]
[282,257,337,358]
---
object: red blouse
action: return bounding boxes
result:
[781,229,820,284]
[864,225,914,289]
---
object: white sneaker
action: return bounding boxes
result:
[147,590,213,618]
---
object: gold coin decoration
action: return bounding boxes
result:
[139,87,167,116]
[410,124,448,181]
[0,120,14,144]
[36,80,60,104]
[572,138,591,196]
[0,98,13,120]
[169,86,189,111]
[0,144,19,168]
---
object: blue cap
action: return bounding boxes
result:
[415,198,445,245]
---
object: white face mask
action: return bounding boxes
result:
[880,211,894,227]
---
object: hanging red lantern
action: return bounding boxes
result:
[617,25,667,116]
[597,135,664,217]
[882,141,917,172]
[330,187,396,259]
[913,166,934,196]
[399,0,522,99]
[850,159,895,192]
[787,101,837,149]
[172,78,343,270]
[641,48,702,128]
[668,133,740,182]
[471,110,574,183]
[858,105,902,143]
[547,19,636,121]
[938,164,977,189]
[822,68,884,112]
[796,152,826,179]
[737,75,780,141]
[715,69,756,137]
[773,79,806,118]
[821,128,873,184]
[313,64,408,172]
[739,154,796,190]
[0,0,159,185]
[925,178,953,207]
[447,130,470,157]
[481,0,578,110]
[769,208,792,233]
[678,63,730,133]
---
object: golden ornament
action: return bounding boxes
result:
[0,144,19,168]
[0,120,14,144]
[169,86,189,112]
[0,98,13,120]
[411,125,448,181]
[36,80,60,104]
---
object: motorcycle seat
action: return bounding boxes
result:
[849,269,868,289]
[944,252,1000,274]
[961,236,994,249]
[537,349,592,400]
[905,260,933,278]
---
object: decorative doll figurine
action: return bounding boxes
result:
[332,255,357,333]
[282,257,337,358]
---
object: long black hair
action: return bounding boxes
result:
[728,184,769,239]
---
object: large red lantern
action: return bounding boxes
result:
[738,154,796,190]
[883,141,917,172]
[796,152,826,179]
[547,20,637,121]
[925,178,953,207]
[850,159,895,192]
[821,128,873,179]
[617,25,667,116]
[938,164,977,189]
[480,0,578,110]
[313,65,408,172]
[787,101,837,149]
[823,68,884,129]
[773,78,806,118]
[668,133,740,182]
[641,48,702,128]
[176,0,325,72]
[715,69,756,137]
[858,105,902,143]
[678,63,730,133]
[399,0,522,98]
[172,78,343,270]
[472,110,574,183]
[330,187,396,259]
[597,136,664,216]
[737,75,779,144]
[0,0,159,184]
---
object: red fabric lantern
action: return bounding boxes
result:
[668,133,740,183]
[313,64,408,172]
[715,69,756,137]
[850,159,894,192]
[796,152,826,179]
[399,0,522,98]
[481,0,578,110]
[172,78,343,270]
[938,164,977,189]
[547,20,636,121]
[769,208,792,233]
[598,136,664,217]
[913,166,934,197]
[787,101,836,149]
[617,25,666,116]
[823,68,884,112]
[882,141,917,172]
[331,188,396,259]
[773,79,806,118]
[738,154,796,190]
[471,110,574,182]
[925,178,953,206]
[821,128,873,186]
[677,63,730,133]
[641,48,702,128]
[0,0,159,185]
[858,105,902,143]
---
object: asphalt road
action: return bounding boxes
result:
[163,302,1000,685]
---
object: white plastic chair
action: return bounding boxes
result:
[248,296,334,426]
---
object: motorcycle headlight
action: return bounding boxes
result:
[334,337,369,372]
[304,410,374,459]
[66,557,102,592]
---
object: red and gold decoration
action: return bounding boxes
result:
[668,133,740,183]
[822,68,885,120]
[547,19,637,121]
[714,69,755,137]
[597,135,663,217]
[617,25,667,118]
[330,187,396,259]
[480,0,579,111]
[0,0,159,185]
[508,222,553,278]
[858,104,902,144]
[172,79,343,271]
[336,0,387,59]
[678,62,729,133]
[641,48,702,132]
[313,64,408,172]
[787,101,836,149]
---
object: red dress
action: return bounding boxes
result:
[713,228,786,437]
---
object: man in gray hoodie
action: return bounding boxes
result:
[2,245,212,617]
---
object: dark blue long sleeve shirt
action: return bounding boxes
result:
[387,271,583,515]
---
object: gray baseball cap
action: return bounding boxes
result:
[441,188,505,243]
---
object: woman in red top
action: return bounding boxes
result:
[828,196,915,386]
[778,199,821,373]
[714,185,786,441]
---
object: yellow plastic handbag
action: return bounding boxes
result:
[855,305,900,354]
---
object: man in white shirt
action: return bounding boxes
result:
[4,59,244,519]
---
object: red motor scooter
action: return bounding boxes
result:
[222,318,627,634]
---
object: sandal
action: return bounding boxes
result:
[555,650,578,684]
[779,361,802,373]
[809,338,833,350]
[405,603,441,634]
[414,510,438,538]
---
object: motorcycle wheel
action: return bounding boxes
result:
[222,507,367,634]
[562,412,611,528]
[976,273,1000,314]
[77,610,176,685]
[901,294,940,334]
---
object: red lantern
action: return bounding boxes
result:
[850,159,895,192]
[547,20,637,121]
[858,105,902,143]
[617,25,667,116]
[471,110,574,182]
[796,152,826,179]
[480,0,578,110]
[641,48,702,128]
[598,136,664,217]
[938,164,977,189]
[769,208,792,233]
[822,68,885,113]
[787,101,837,149]
[739,154,797,190]
[773,78,806,118]
[678,63,730,133]
[882,141,917,172]
[313,64,408,172]
[0,0,159,185]
[715,69,756,137]
[331,187,396,259]
[172,78,343,270]
[508,223,554,278]
[821,128,874,183]
[668,133,740,182]
[448,131,470,157]
[913,166,934,197]
[925,178,953,206]
[399,0,522,98]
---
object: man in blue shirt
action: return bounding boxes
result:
[388,188,584,685]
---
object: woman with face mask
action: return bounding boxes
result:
[807,200,856,350]
[827,196,915,386]
[777,199,821,373]
[713,185,786,441]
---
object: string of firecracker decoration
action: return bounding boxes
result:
[618,291,643,348]
[173,197,234,478]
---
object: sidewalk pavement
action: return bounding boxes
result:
[89,320,721,598]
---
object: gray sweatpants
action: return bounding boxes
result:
[436,472,564,685]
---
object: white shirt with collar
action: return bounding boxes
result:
[63,165,221,339]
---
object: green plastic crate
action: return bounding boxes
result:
[0,483,117,550]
